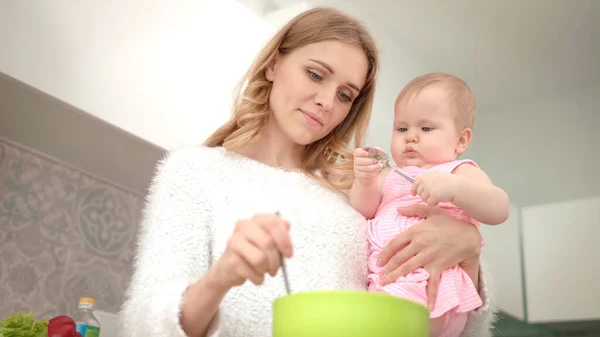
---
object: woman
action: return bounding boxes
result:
[119,7,496,337]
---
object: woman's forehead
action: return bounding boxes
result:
[290,40,368,90]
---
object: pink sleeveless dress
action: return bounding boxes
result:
[366,159,483,336]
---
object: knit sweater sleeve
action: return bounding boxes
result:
[460,259,499,337]
[119,148,215,337]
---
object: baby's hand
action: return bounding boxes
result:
[353,148,381,188]
[412,172,460,206]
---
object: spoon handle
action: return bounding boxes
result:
[275,211,292,295]
[280,253,292,295]
[390,166,415,183]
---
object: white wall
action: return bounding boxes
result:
[468,85,600,322]
[464,84,600,207]
[481,196,600,323]
[0,0,274,150]
[0,0,432,153]
[262,1,314,28]
[480,203,526,320]
[520,195,600,322]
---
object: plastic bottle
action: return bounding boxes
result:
[74,297,101,337]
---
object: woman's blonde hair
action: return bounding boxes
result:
[204,7,379,193]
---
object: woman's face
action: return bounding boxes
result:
[265,40,368,146]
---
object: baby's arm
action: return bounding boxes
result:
[350,167,389,219]
[452,164,510,225]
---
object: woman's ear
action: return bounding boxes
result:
[455,127,472,154]
[265,53,280,82]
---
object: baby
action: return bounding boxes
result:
[349,73,509,337]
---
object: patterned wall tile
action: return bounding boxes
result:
[0,139,145,319]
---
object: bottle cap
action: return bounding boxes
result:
[78,297,96,309]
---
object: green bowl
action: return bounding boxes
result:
[273,291,429,337]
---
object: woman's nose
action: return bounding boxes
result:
[314,89,335,112]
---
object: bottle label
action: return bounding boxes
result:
[76,323,100,337]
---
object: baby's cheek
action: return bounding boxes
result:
[430,146,457,161]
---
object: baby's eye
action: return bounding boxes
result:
[422,127,432,132]
[398,127,408,132]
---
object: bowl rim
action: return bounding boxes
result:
[273,290,429,313]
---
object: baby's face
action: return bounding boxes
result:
[391,84,468,168]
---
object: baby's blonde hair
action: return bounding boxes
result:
[394,73,476,129]
[204,7,379,193]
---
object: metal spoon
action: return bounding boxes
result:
[364,147,415,184]
[275,211,291,295]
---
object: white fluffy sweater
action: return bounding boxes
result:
[119,146,497,337]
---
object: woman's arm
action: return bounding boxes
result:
[460,260,499,337]
[377,204,498,336]
[376,204,482,309]
[119,148,219,337]
[181,212,294,337]
[179,270,230,337]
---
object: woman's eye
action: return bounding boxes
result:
[338,92,352,102]
[307,70,322,81]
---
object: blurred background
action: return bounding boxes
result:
[0,1,598,336]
